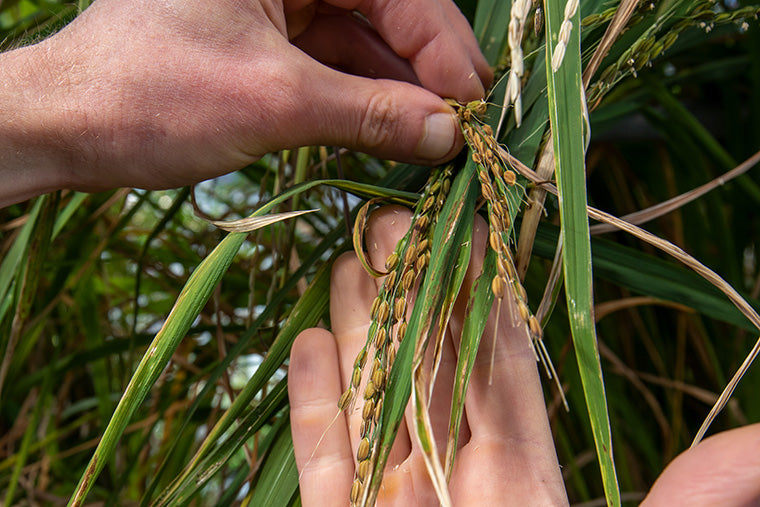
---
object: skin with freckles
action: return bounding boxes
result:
[0,0,492,207]
[288,206,760,506]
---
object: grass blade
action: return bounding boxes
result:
[68,230,249,506]
[544,0,620,503]
[445,247,496,476]
[247,420,300,507]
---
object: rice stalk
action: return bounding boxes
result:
[455,101,566,402]
[343,167,452,507]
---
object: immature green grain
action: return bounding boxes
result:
[587,1,760,105]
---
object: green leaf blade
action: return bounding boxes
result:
[544,0,620,503]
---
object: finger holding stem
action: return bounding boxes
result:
[446,214,569,505]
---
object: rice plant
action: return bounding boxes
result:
[1,0,759,505]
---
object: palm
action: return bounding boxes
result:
[289,206,567,505]
[289,206,760,506]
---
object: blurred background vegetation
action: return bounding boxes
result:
[1,0,759,505]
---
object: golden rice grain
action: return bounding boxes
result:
[491,275,506,299]
[385,252,399,271]
[357,438,371,461]
[350,479,362,503]
[363,399,375,421]
[364,380,377,399]
[376,300,390,326]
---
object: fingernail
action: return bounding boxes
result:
[416,112,457,161]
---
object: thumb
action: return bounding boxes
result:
[643,423,760,506]
[259,50,464,165]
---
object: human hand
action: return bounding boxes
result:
[642,422,760,506]
[288,205,760,506]
[0,0,491,206]
[288,206,568,505]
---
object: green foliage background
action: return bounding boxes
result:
[1,0,759,505]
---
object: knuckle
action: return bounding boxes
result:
[356,91,399,151]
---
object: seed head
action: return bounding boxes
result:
[518,300,530,322]
[376,300,390,326]
[372,368,385,390]
[370,297,381,319]
[423,195,435,213]
[402,269,416,291]
[528,315,542,337]
[394,297,406,322]
[516,282,528,302]
[662,32,678,51]
[364,380,376,399]
[415,253,427,272]
[354,347,368,369]
[472,133,485,153]
[385,252,400,271]
[363,399,375,420]
[492,275,506,298]
[357,437,371,461]
[417,238,430,255]
[350,479,362,503]
[338,388,353,410]
[387,344,397,365]
[498,256,516,280]
[403,245,417,265]
[397,321,408,342]
[376,327,388,348]
[481,182,495,202]
[351,367,363,389]
[489,231,502,252]
[491,213,503,232]
[383,272,396,293]
[357,459,371,482]
[360,419,370,438]
[415,214,429,232]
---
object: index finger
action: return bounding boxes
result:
[447,217,569,504]
[327,0,491,100]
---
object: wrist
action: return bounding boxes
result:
[0,42,82,207]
